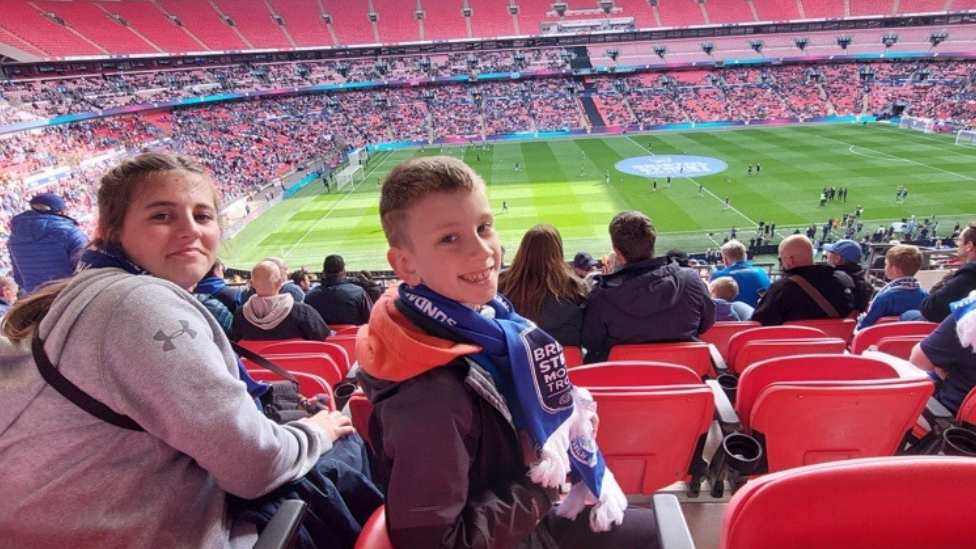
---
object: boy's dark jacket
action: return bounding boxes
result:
[357,289,558,549]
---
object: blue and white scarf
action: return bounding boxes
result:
[399,284,626,531]
[876,276,921,296]
[78,244,269,405]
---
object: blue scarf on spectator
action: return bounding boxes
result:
[78,244,268,405]
[398,283,626,531]
[951,292,976,353]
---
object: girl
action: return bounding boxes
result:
[498,224,588,347]
[0,153,354,548]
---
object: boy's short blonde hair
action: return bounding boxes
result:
[710,276,739,301]
[380,156,485,248]
[885,244,923,276]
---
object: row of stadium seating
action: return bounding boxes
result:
[3,55,973,126]
[2,0,976,58]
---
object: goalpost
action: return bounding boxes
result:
[955,129,976,147]
[899,115,935,134]
[335,163,365,191]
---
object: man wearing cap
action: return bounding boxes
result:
[572,251,600,290]
[709,239,770,307]
[824,238,873,315]
[7,192,89,294]
[753,235,855,326]
[305,254,373,326]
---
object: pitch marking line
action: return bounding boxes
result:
[282,150,395,259]
[624,135,758,228]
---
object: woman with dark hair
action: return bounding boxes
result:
[0,153,359,548]
[498,223,588,346]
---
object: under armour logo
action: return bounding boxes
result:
[154,320,197,351]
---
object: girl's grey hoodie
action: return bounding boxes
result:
[0,268,329,548]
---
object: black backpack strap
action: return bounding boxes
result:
[31,336,144,432]
[231,341,301,386]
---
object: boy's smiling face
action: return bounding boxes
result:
[388,187,501,307]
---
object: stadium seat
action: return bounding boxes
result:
[260,341,351,376]
[569,361,702,388]
[699,321,761,363]
[784,318,856,345]
[850,321,939,355]
[730,338,848,376]
[725,326,828,367]
[719,456,976,549]
[958,386,976,429]
[562,346,584,368]
[247,369,335,411]
[348,391,375,452]
[354,505,392,549]
[735,355,931,472]
[237,338,303,354]
[875,315,901,324]
[332,325,361,336]
[571,362,713,496]
[607,342,718,378]
[872,335,926,360]
[244,354,345,388]
[328,335,359,369]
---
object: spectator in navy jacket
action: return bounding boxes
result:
[305,255,373,326]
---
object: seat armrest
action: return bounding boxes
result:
[922,396,956,427]
[254,499,307,549]
[652,494,697,549]
[705,379,741,431]
[708,344,729,376]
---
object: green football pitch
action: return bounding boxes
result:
[219,123,976,272]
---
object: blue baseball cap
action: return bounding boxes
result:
[29,192,66,213]
[823,239,862,264]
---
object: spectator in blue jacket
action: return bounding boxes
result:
[858,244,928,329]
[7,193,89,294]
[709,239,770,307]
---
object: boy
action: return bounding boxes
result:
[857,244,929,329]
[357,157,657,549]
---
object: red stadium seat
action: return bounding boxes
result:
[570,361,702,388]
[699,321,761,363]
[725,326,828,367]
[720,457,976,549]
[590,386,714,496]
[850,321,939,354]
[875,315,901,324]
[872,335,926,360]
[737,355,931,472]
[244,354,345,387]
[730,338,848,376]
[247,369,335,411]
[735,354,901,432]
[571,362,713,495]
[354,505,393,549]
[607,342,716,378]
[956,385,976,429]
[562,346,584,368]
[260,341,351,376]
[328,335,359,368]
[784,318,856,345]
[332,325,361,336]
[348,390,375,452]
[236,338,303,354]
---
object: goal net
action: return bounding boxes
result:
[335,163,364,191]
[955,129,976,147]
[347,147,368,168]
[899,115,935,134]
